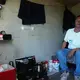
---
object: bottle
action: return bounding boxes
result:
[36,63,41,80]
[48,60,53,72]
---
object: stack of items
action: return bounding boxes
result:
[15,56,48,80]
[34,62,48,80]
[15,56,36,80]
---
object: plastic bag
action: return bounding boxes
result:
[48,60,59,76]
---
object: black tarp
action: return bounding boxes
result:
[18,0,46,25]
[0,0,6,5]
[63,7,76,31]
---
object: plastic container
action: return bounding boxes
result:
[0,64,16,80]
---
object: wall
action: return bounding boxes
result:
[71,3,80,16]
[0,0,64,63]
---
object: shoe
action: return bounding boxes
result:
[60,71,69,80]
[75,76,80,80]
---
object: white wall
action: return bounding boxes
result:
[71,3,80,16]
[0,0,64,63]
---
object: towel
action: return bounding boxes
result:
[18,0,46,25]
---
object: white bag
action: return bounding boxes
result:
[48,60,59,76]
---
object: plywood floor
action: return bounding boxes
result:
[49,72,74,80]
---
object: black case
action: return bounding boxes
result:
[15,56,36,80]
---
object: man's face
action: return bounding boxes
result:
[75,17,80,28]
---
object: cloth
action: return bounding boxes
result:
[57,48,80,76]
[64,28,80,49]
[63,7,76,31]
[0,0,6,5]
[18,0,46,25]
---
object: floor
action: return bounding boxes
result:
[49,72,74,80]
[16,73,74,80]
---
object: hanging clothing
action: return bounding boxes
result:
[63,7,76,31]
[0,0,6,5]
[18,0,46,25]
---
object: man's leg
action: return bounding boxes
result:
[56,48,71,72]
[74,50,80,76]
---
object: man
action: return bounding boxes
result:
[57,15,80,80]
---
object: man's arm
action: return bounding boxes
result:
[62,30,69,49]
[61,41,77,58]
[62,41,67,49]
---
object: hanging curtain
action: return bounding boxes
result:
[18,0,46,25]
[63,7,76,31]
[0,0,6,5]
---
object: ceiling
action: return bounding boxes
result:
[60,0,80,7]
[28,0,80,7]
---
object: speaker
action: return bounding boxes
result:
[3,34,12,40]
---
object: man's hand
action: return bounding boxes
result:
[62,41,67,49]
[68,49,78,58]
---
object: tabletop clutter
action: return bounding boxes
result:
[15,56,60,80]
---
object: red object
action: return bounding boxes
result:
[0,34,3,40]
[0,68,16,80]
[44,61,48,64]
[52,60,59,63]
[44,61,48,68]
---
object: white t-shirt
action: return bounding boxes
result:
[64,28,80,49]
